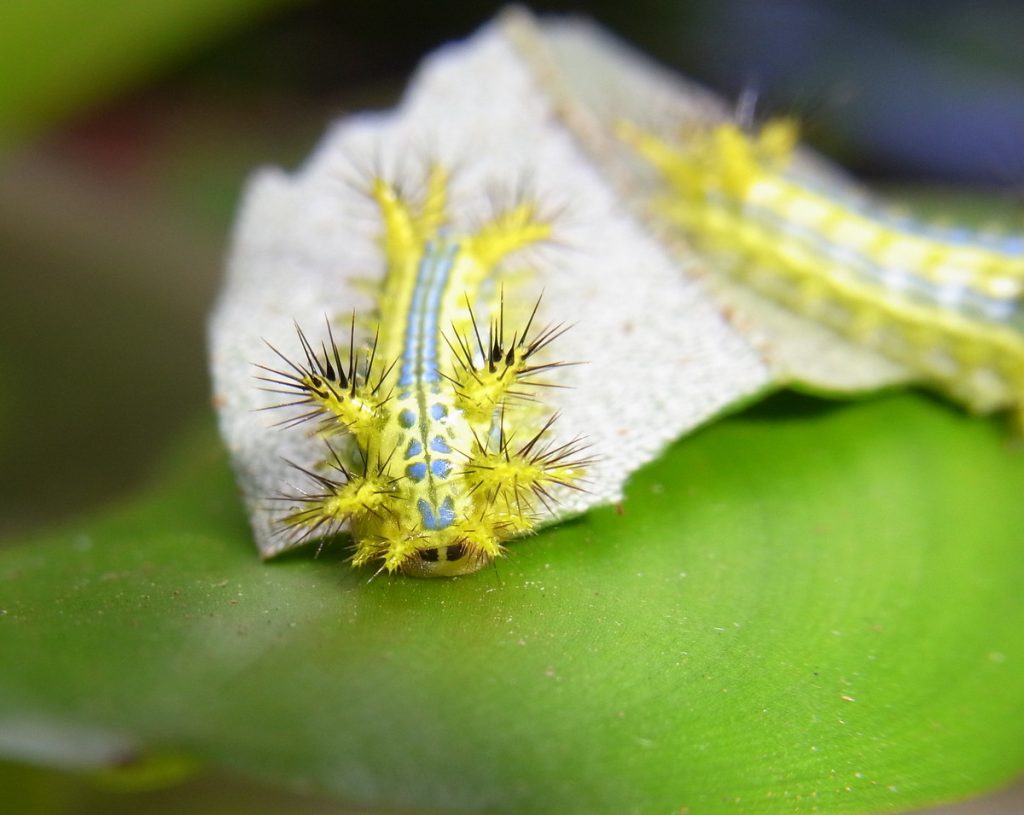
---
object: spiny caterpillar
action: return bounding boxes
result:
[620,117,1024,427]
[256,167,590,577]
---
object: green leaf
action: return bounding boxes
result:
[1,392,1022,814]
[0,0,287,150]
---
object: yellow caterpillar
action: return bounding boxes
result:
[620,118,1024,426]
[257,167,589,577]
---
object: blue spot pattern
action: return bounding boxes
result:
[417,497,456,530]
[406,462,427,482]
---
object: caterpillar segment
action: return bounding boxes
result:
[258,168,589,576]
[619,119,1024,428]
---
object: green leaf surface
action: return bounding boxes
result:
[1,392,1023,815]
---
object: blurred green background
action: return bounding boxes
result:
[1,1,1022,812]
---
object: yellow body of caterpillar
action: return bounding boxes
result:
[259,168,588,577]
[620,118,1024,424]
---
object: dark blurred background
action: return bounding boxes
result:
[1,1,1022,811]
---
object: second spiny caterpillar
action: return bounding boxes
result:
[620,117,1024,427]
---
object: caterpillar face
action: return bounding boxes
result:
[257,168,589,577]
[621,118,1024,423]
[403,541,484,578]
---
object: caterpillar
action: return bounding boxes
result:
[619,117,1024,427]
[256,166,590,577]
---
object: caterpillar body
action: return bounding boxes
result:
[621,118,1024,426]
[258,167,589,577]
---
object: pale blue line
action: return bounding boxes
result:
[399,240,459,387]
[785,170,1024,256]
[398,243,434,387]
[729,196,1021,325]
